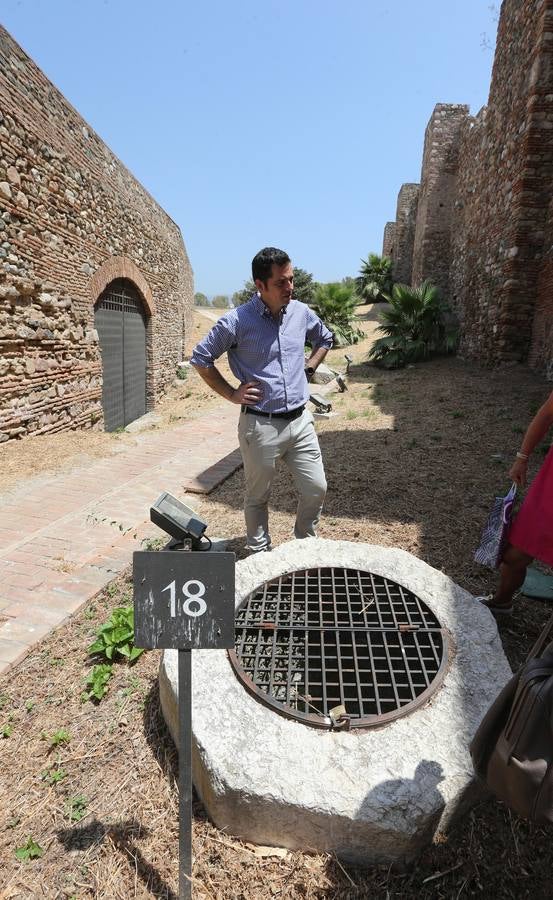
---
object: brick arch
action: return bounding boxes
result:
[89,256,155,315]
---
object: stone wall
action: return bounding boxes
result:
[384,0,553,375]
[411,105,469,299]
[391,183,419,285]
[450,0,553,365]
[0,26,194,440]
[382,222,395,258]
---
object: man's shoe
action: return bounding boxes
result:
[476,594,514,616]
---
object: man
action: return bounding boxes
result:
[191,246,333,552]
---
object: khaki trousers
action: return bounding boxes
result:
[237,408,327,552]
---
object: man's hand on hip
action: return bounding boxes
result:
[233,381,263,405]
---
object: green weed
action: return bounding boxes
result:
[82,664,113,702]
[88,606,144,663]
[15,837,44,861]
[42,728,71,749]
[141,536,165,552]
[66,796,87,822]
[2,723,13,738]
[42,766,67,786]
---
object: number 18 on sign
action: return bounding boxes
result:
[133,551,235,899]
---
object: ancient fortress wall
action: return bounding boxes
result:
[411,105,468,300]
[0,27,193,440]
[383,0,553,375]
[391,183,419,285]
[382,222,395,258]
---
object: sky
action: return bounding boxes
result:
[2,1,499,298]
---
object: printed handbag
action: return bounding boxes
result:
[473,482,517,570]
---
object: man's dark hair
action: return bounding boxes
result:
[252,247,291,284]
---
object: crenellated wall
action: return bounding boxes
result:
[0,26,194,440]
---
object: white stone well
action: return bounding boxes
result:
[159,538,511,867]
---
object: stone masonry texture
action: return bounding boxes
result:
[392,183,419,285]
[382,221,395,258]
[411,105,469,298]
[0,27,194,440]
[384,0,553,375]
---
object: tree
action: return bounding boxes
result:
[367,281,458,369]
[233,267,316,306]
[309,282,363,347]
[211,295,231,308]
[356,253,393,303]
[194,292,210,307]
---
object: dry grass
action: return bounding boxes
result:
[1,305,553,897]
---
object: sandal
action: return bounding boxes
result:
[476,594,513,616]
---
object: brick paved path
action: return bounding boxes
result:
[0,404,241,674]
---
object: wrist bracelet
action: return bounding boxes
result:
[516,451,529,461]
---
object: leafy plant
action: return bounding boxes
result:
[2,723,13,738]
[42,728,71,748]
[66,795,87,822]
[368,281,458,369]
[176,364,188,380]
[42,766,67,786]
[15,837,44,861]
[356,253,393,303]
[88,606,144,663]
[309,282,363,347]
[83,663,113,702]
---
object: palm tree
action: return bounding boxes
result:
[310,282,363,347]
[356,253,393,303]
[368,281,458,368]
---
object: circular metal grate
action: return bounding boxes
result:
[229,567,449,729]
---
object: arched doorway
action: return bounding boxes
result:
[94,279,147,431]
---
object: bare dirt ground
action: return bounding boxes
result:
[1,306,553,898]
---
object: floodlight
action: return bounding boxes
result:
[150,491,210,550]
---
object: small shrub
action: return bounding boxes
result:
[310,282,363,347]
[88,606,144,663]
[368,281,458,369]
[356,253,393,303]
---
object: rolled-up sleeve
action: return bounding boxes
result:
[190,314,238,368]
[305,307,333,350]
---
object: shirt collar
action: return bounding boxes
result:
[251,292,291,320]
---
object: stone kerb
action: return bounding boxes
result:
[159,538,512,866]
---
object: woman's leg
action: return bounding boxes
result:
[493,544,534,607]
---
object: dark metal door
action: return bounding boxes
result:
[95,279,147,431]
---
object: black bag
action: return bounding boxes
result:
[470,615,553,824]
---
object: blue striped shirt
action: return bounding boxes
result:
[191,294,333,414]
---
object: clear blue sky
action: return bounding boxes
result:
[3,1,498,298]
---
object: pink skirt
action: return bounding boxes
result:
[509,446,553,565]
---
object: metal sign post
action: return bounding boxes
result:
[133,550,235,899]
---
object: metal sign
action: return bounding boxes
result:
[133,549,235,900]
[133,551,235,649]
